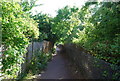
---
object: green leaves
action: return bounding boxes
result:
[76,2,120,65]
[1,2,39,78]
[55,2,119,66]
[20,0,39,12]
[31,13,56,42]
[52,6,81,43]
[28,51,52,75]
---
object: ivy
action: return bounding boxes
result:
[1,2,39,78]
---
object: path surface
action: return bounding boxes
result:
[40,54,74,79]
[38,54,80,79]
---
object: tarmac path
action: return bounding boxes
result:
[36,53,84,80]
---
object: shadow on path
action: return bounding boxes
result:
[38,54,76,79]
[41,54,72,79]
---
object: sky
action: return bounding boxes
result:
[31,0,88,17]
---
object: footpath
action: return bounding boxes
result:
[37,54,84,79]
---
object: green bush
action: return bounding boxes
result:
[28,51,52,74]
[1,2,39,78]
[74,2,120,65]
[20,51,52,79]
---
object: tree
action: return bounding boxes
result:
[20,0,41,12]
[75,2,120,65]
[52,6,81,43]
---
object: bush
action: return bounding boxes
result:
[21,51,52,79]
[28,51,52,74]
[75,2,120,65]
[1,2,39,78]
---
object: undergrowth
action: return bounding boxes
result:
[19,51,52,80]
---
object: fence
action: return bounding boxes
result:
[20,40,53,76]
